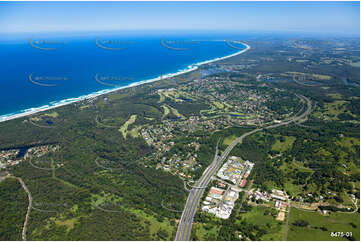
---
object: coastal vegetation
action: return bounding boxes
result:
[0,36,359,240]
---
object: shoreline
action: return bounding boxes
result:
[0,41,250,123]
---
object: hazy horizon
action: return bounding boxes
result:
[0,1,359,36]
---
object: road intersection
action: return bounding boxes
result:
[175,95,312,241]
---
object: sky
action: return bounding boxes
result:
[0,1,359,36]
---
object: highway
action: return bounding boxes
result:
[175,95,312,241]
[175,138,221,241]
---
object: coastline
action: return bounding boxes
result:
[0,41,250,123]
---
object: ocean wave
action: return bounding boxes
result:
[0,41,249,123]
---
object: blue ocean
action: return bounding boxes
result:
[0,31,248,120]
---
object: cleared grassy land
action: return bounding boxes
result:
[240,206,284,241]
[223,135,237,146]
[212,101,224,109]
[128,126,141,138]
[162,90,183,102]
[127,208,175,240]
[118,115,137,138]
[43,111,59,118]
[168,105,185,119]
[161,105,170,119]
[193,222,220,240]
[327,93,343,99]
[324,101,348,116]
[51,217,78,232]
[284,180,303,197]
[272,136,296,152]
[334,137,360,171]
[288,207,360,241]
[199,100,244,120]
[313,100,357,121]
[91,192,123,206]
[42,192,175,240]
[280,161,314,197]
[286,72,332,80]
[158,92,165,103]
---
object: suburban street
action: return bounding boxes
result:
[175,95,312,241]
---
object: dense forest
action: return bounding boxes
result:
[0,36,359,240]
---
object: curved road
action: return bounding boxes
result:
[17,177,32,241]
[175,95,312,241]
[3,176,32,241]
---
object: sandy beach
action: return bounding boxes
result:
[0,41,250,123]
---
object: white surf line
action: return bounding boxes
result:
[0,41,250,124]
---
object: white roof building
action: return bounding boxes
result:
[271,194,286,201]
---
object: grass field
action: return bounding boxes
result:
[240,206,285,241]
[286,72,332,80]
[280,160,314,197]
[43,111,59,118]
[223,135,237,146]
[158,92,165,103]
[91,192,123,206]
[272,136,296,152]
[161,105,170,119]
[212,101,224,109]
[326,93,343,100]
[126,207,175,240]
[334,137,360,171]
[51,217,78,232]
[284,179,303,197]
[313,100,355,121]
[324,101,348,116]
[287,207,360,241]
[118,115,137,138]
[162,90,183,102]
[40,192,174,240]
[128,125,141,138]
[194,222,220,240]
